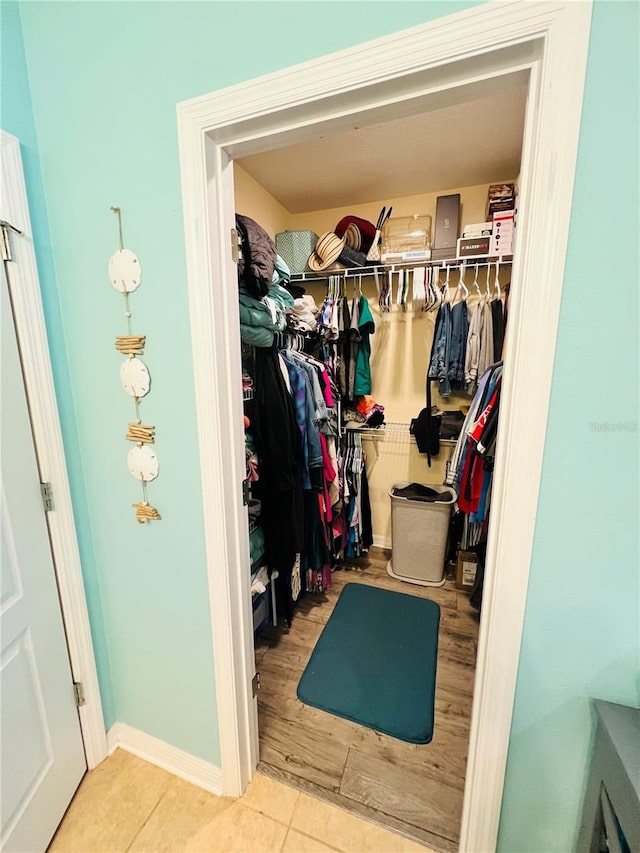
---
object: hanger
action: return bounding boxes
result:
[472,263,482,301]
[442,264,452,305]
[493,261,501,300]
[429,265,442,311]
[426,266,437,311]
[451,262,469,306]
[484,263,492,302]
[397,269,406,311]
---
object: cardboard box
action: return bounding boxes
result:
[486,183,516,219]
[456,550,478,590]
[434,194,461,252]
[457,236,491,258]
[490,210,515,257]
[488,198,516,217]
[463,221,493,238]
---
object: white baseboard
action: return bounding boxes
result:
[372,534,392,550]
[107,723,223,795]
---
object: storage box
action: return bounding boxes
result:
[381,214,432,262]
[275,230,318,274]
[463,221,493,237]
[431,247,456,262]
[487,198,516,217]
[456,550,478,590]
[434,194,461,252]
[457,236,491,258]
[387,482,457,588]
[489,210,515,257]
[486,183,516,219]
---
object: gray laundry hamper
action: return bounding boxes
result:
[387,482,457,587]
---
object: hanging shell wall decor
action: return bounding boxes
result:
[109,206,161,524]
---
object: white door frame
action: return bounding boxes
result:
[1,130,108,769]
[176,2,592,849]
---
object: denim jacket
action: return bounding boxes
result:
[428,302,452,396]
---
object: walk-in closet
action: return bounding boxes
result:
[232,72,527,851]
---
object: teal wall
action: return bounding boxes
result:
[497,1,640,849]
[10,0,477,770]
[6,0,638,845]
[0,2,116,726]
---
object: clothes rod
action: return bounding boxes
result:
[291,257,513,282]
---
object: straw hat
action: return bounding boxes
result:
[308,232,346,272]
[345,222,361,251]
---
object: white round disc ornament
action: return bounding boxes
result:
[120,357,151,398]
[108,249,142,293]
[128,445,159,482]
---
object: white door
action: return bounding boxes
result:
[1,258,86,852]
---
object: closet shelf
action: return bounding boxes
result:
[345,421,457,445]
[290,256,513,283]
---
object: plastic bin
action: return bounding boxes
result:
[387,481,457,588]
[252,590,269,636]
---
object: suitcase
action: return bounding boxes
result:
[275,230,319,274]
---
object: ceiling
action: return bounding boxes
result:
[237,82,528,213]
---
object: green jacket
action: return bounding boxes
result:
[238,281,292,348]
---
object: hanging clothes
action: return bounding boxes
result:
[238,255,293,348]
[448,300,469,392]
[428,301,452,396]
[353,295,375,396]
[465,301,482,394]
[337,297,351,400]
[252,346,304,625]
[453,362,503,522]
[476,301,495,382]
[236,214,277,300]
[491,298,505,364]
[281,353,322,490]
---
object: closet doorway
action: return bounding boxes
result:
[233,78,525,850]
[176,5,592,851]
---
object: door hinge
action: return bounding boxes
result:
[231,227,240,264]
[73,681,86,707]
[40,481,54,512]
[252,672,261,698]
[0,219,23,262]
[242,478,250,506]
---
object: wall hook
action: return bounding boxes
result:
[110,205,124,251]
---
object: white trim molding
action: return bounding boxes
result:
[0,130,108,769]
[176,2,593,849]
[107,724,223,795]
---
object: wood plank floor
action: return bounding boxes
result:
[255,547,480,852]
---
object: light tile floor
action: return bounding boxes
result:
[48,750,434,853]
